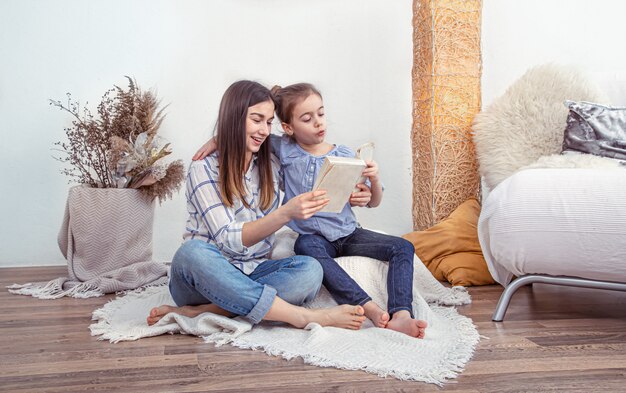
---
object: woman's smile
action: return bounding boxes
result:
[251,135,265,146]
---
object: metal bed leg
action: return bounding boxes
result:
[492,274,626,322]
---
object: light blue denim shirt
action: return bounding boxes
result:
[271,134,371,242]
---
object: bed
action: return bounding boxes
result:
[478,167,626,320]
[471,64,626,321]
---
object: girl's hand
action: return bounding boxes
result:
[282,190,329,220]
[350,183,372,207]
[362,160,380,182]
[192,138,217,161]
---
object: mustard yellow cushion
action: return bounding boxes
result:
[402,198,495,286]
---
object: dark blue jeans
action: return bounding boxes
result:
[294,227,415,318]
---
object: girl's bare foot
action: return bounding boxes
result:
[386,310,428,339]
[415,319,428,339]
[362,301,390,328]
[146,304,230,326]
[303,304,366,330]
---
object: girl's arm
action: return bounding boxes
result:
[192,138,217,161]
[192,135,281,161]
[242,190,328,246]
[362,160,383,207]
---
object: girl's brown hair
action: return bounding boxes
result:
[216,80,275,210]
[271,83,322,125]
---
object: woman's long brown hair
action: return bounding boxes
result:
[216,80,275,210]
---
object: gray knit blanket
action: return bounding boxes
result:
[9,185,168,298]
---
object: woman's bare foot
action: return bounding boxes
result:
[362,301,390,328]
[301,305,366,330]
[146,304,231,326]
[386,310,428,338]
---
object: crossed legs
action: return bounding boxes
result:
[147,240,365,329]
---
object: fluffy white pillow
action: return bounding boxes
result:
[472,64,606,191]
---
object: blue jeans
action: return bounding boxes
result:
[169,240,323,324]
[294,228,415,318]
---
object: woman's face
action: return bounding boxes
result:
[245,99,275,156]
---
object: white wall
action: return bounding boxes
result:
[5,0,626,268]
[0,0,414,267]
[482,0,626,106]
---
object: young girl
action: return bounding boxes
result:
[196,83,427,338]
[148,80,366,330]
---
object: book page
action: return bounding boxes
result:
[356,142,375,162]
[354,142,375,191]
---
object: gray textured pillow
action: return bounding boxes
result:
[563,101,626,161]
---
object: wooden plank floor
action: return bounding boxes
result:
[1,266,625,393]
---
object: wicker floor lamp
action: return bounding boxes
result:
[411,0,482,230]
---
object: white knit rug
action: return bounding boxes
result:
[90,250,479,385]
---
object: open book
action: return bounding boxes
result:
[312,142,375,213]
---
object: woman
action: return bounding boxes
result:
[147,80,365,330]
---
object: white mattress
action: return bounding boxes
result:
[478,168,626,286]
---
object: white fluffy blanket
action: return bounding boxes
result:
[90,230,479,385]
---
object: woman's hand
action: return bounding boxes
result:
[281,190,329,220]
[350,183,372,207]
[192,138,217,161]
[243,190,327,246]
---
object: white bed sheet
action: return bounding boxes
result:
[478,168,626,286]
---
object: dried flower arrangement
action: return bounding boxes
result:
[50,77,185,203]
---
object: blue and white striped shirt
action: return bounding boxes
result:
[183,152,281,274]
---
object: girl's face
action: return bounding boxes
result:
[245,99,274,157]
[283,93,326,147]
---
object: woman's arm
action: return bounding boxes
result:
[189,160,328,251]
[187,161,250,255]
[242,190,328,246]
